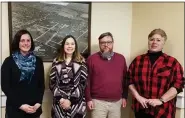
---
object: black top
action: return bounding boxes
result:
[148,51,162,66]
[1,56,45,118]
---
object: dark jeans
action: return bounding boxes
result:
[135,110,154,118]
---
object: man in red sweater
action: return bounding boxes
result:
[85,32,128,118]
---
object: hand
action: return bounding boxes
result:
[19,104,36,114]
[60,99,71,110]
[87,101,94,110]
[135,95,149,108]
[59,98,65,105]
[122,98,127,108]
[148,99,163,107]
[33,103,41,111]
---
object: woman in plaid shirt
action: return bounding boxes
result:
[127,29,184,118]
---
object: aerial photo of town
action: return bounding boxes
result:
[10,2,90,61]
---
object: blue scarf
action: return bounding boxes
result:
[12,51,36,83]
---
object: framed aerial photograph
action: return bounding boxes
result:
[8,2,91,62]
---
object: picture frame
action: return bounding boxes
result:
[8,2,91,62]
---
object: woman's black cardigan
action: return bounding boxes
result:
[1,56,45,118]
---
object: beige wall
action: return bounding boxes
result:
[131,3,184,118]
[0,2,2,118]
[1,2,133,118]
[91,3,132,65]
[2,2,9,61]
[131,3,184,66]
[1,2,184,118]
[89,3,133,118]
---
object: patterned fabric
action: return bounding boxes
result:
[49,58,88,118]
[12,51,36,82]
[127,52,184,118]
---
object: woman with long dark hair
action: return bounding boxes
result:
[49,35,88,118]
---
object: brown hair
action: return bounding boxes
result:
[56,35,84,63]
[148,28,167,41]
[11,29,35,53]
[98,32,114,41]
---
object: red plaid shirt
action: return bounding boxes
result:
[127,52,184,118]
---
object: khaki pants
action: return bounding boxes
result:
[91,99,122,118]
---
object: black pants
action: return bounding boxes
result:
[135,110,154,118]
[5,113,40,118]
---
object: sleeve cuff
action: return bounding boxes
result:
[85,96,92,102]
[173,86,183,94]
[122,93,128,99]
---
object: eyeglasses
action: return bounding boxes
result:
[99,41,113,45]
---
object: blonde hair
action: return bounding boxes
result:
[148,28,167,41]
